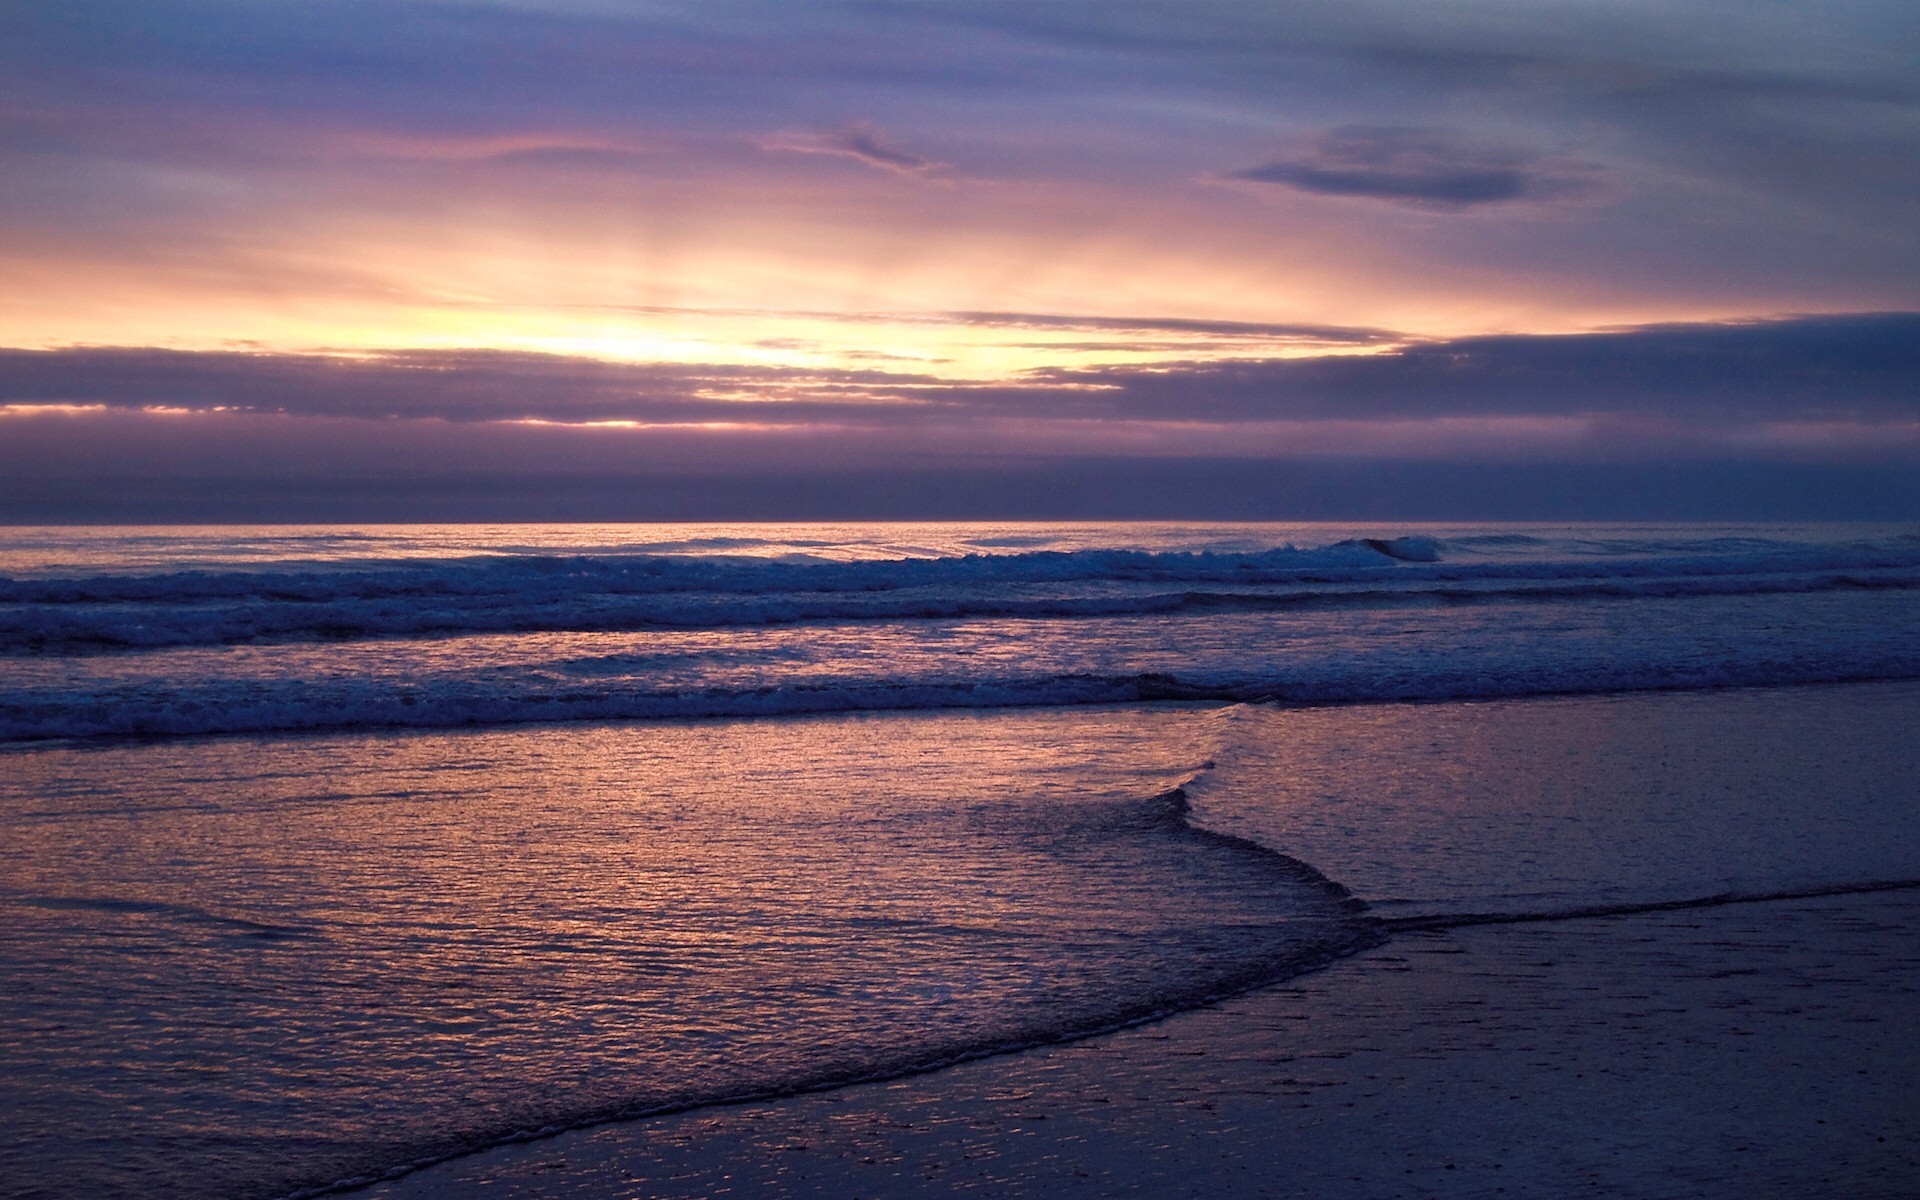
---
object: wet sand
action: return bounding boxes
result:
[372,887,1920,1199]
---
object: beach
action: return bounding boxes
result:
[2,524,1917,1199]
[374,889,1920,1199]
[362,680,1920,1199]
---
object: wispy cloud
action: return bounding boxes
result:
[938,312,1396,343]
[503,303,1395,346]
[759,123,947,176]
[1226,126,1603,210]
[0,348,947,424]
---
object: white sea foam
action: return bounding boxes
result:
[2,532,1916,654]
[0,523,1915,740]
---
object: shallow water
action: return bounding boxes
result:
[0,705,1369,1200]
[1186,682,1920,919]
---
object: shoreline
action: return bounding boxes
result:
[14,673,1920,757]
[11,679,1916,1199]
[363,679,1920,1198]
[370,887,1920,1198]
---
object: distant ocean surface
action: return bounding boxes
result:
[3,521,1919,1198]
[3,521,1919,739]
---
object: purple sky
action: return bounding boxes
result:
[2,1,1917,518]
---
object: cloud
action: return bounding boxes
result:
[0,348,952,424]
[3,314,1916,439]
[938,312,1396,343]
[1227,126,1602,209]
[759,124,946,175]
[5,0,1917,331]
[7,453,1918,523]
[1026,312,1920,421]
[530,304,1395,346]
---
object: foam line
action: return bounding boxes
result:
[9,569,1919,656]
[276,784,1382,1200]
[1380,879,1920,932]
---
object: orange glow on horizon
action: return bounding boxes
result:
[0,158,1823,384]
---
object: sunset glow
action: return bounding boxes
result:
[2,0,1916,516]
[5,9,1918,1198]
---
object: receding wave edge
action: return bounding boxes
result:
[279,782,1381,1199]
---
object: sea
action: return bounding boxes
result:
[3,520,1918,1199]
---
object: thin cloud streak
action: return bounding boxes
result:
[937,312,1396,342]
[1226,126,1603,210]
[760,124,948,176]
[494,303,1398,345]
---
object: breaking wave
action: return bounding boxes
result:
[5,534,1918,655]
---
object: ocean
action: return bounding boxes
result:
[2,521,1918,1198]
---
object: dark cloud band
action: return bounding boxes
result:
[4,313,1915,427]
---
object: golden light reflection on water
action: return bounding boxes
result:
[0,704,1367,1200]
[0,519,1412,575]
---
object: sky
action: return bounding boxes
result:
[2,0,1918,519]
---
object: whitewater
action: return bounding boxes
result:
[1,521,1917,740]
[2,521,1917,1199]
